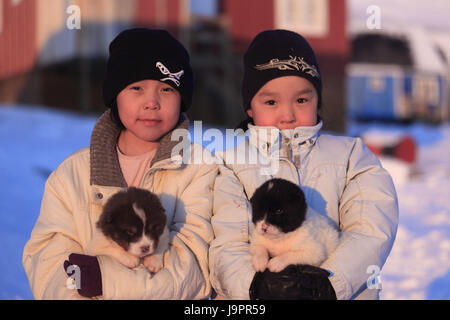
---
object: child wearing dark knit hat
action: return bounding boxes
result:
[102,28,193,129]
[237,29,322,130]
[23,28,218,300]
[210,29,398,300]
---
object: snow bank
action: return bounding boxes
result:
[0,105,97,300]
[349,120,450,299]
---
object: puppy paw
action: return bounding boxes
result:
[120,254,140,269]
[143,254,164,273]
[267,256,288,273]
[252,254,269,272]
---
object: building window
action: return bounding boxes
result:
[275,0,329,37]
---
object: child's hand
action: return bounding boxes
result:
[249,264,336,300]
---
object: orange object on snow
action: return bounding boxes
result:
[366,136,416,164]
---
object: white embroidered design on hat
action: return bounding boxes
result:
[156,62,184,87]
[254,55,320,78]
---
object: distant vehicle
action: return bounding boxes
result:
[347,28,449,123]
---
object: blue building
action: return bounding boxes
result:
[347,27,449,122]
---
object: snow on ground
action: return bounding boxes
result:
[0,105,97,300]
[349,121,450,299]
[0,104,449,299]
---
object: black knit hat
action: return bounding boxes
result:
[242,29,322,112]
[102,28,193,112]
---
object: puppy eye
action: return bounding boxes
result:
[149,225,163,234]
[275,209,283,215]
[125,229,136,237]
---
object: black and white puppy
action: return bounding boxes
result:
[86,187,169,273]
[249,178,340,273]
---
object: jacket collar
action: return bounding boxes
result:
[247,121,322,156]
[89,109,189,187]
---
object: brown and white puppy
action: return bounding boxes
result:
[249,179,340,273]
[85,187,169,273]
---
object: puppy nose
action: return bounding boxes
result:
[141,245,150,254]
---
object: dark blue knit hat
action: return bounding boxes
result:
[242,29,322,111]
[102,28,193,112]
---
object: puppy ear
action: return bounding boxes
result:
[105,215,114,224]
[97,207,114,229]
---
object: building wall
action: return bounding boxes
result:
[222,0,348,55]
[135,0,187,27]
[0,0,190,80]
[0,0,36,79]
[222,0,274,51]
[0,0,189,112]
[306,0,348,57]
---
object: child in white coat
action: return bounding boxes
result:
[23,29,217,299]
[209,29,398,300]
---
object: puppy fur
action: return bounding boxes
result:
[85,187,169,273]
[249,178,340,273]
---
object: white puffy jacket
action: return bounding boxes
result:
[210,122,398,300]
[23,110,217,300]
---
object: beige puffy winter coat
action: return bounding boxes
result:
[23,110,217,300]
[210,122,399,300]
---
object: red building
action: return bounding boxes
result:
[0,0,36,79]
[0,0,189,111]
[0,0,348,131]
